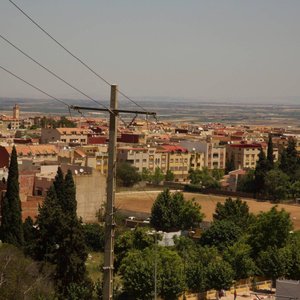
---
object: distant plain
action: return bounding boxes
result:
[1,97,300,127]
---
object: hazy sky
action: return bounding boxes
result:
[1,0,300,104]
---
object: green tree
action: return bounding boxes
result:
[211,169,224,181]
[165,169,175,181]
[23,216,38,255]
[33,169,90,298]
[53,167,65,207]
[286,233,300,279]
[225,153,235,174]
[0,146,24,247]
[120,247,185,300]
[265,169,289,201]
[117,162,141,187]
[63,169,77,216]
[213,197,254,229]
[57,116,76,128]
[33,186,65,263]
[55,217,91,297]
[223,240,256,280]
[206,259,234,292]
[254,148,269,196]
[267,135,274,169]
[159,247,185,300]
[188,167,220,189]
[151,167,165,185]
[256,246,292,284]
[200,220,242,251]
[249,206,293,254]
[115,227,157,270]
[280,138,299,180]
[82,223,105,251]
[290,181,300,201]
[237,169,255,193]
[119,248,159,300]
[180,197,204,230]
[174,240,218,293]
[141,167,152,182]
[150,190,203,232]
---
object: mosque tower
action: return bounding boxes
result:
[13,104,20,120]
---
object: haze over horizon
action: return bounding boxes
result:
[1,1,300,104]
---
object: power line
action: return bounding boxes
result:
[0,33,129,126]
[0,64,69,108]
[8,0,148,113]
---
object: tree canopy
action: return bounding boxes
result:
[0,146,24,247]
[120,247,185,300]
[31,168,90,297]
[150,189,203,232]
[188,167,220,189]
[248,206,293,254]
[213,197,254,229]
[117,162,141,187]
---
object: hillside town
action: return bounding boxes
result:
[1,104,300,300]
[0,104,299,222]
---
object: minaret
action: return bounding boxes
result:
[13,104,20,120]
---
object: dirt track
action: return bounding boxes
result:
[115,191,300,230]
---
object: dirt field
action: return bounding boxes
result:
[115,191,300,230]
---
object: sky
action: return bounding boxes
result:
[0,0,300,104]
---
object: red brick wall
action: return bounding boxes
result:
[0,147,9,168]
[21,195,44,221]
[19,173,35,202]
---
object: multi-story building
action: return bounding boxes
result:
[190,151,206,171]
[41,127,90,145]
[180,140,226,169]
[117,145,191,181]
[226,142,266,169]
[159,145,190,181]
[117,146,168,174]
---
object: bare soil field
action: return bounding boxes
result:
[115,191,300,230]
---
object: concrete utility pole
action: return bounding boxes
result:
[103,84,118,299]
[71,85,156,300]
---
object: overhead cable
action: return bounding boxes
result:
[8,0,148,112]
[0,33,127,126]
[0,64,69,108]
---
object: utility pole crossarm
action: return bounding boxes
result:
[70,105,156,116]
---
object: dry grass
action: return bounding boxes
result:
[116,191,300,230]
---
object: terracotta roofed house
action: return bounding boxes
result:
[0,144,59,168]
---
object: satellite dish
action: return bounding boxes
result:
[79,168,84,173]
[74,170,78,175]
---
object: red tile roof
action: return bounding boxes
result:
[4,144,58,156]
[159,145,188,153]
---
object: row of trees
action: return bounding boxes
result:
[116,162,175,187]
[116,161,224,189]
[188,167,223,189]
[238,137,300,201]
[114,193,299,299]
